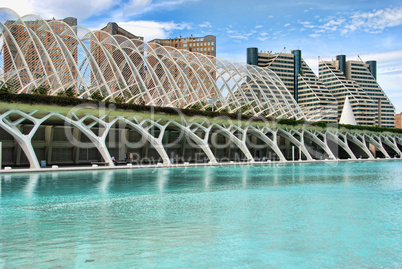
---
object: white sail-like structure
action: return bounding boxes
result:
[339,96,357,125]
[0,8,305,119]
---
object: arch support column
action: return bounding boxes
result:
[365,134,390,158]
[304,130,335,160]
[249,126,286,161]
[326,131,356,160]
[347,133,374,159]
[278,128,313,161]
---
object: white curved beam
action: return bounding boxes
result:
[247,126,286,161]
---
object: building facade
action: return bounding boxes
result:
[150,35,216,56]
[246,48,338,122]
[3,17,77,93]
[319,55,395,127]
[149,35,218,101]
[91,22,145,101]
[246,47,395,126]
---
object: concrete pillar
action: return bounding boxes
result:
[73,128,81,164]
[45,125,54,165]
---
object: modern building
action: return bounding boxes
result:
[91,22,145,100]
[149,35,218,101]
[246,47,395,126]
[100,22,144,41]
[345,57,395,127]
[319,55,395,127]
[396,113,402,129]
[246,48,338,122]
[150,35,216,56]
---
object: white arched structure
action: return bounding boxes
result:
[0,109,401,169]
[0,8,305,120]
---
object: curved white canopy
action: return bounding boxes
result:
[0,8,305,120]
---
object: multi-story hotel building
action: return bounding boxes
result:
[319,55,395,127]
[150,35,216,56]
[344,57,395,127]
[149,35,218,101]
[92,22,144,100]
[3,17,78,93]
[246,48,338,122]
[100,22,144,42]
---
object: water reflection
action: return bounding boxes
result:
[23,173,40,197]
[204,167,212,190]
[0,160,400,199]
[156,169,169,193]
[241,166,248,188]
[97,170,113,194]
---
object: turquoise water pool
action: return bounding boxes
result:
[1,161,401,268]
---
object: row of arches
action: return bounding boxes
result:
[0,8,305,119]
[1,110,401,169]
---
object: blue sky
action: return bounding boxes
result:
[4,0,402,112]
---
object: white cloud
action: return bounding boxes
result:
[229,35,249,40]
[255,25,263,29]
[115,20,191,41]
[284,23,290,27]
[2,0,116,20]
[2,0,201,22]
[123,0,199,17]
[300,21,316,29]
[359,50,402,63]
[199,21,212,28]
[123,0,152,16]
[305,5,402,36]
[321,18,345,31]
[346,6,402,34]
[309,33,320,38]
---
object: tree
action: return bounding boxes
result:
[90,90,104,101]
[57,86,76,98]
[32,86,49,95]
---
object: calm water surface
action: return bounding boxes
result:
[0,161,401,268]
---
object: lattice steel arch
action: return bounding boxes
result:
[0,7,306,120]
